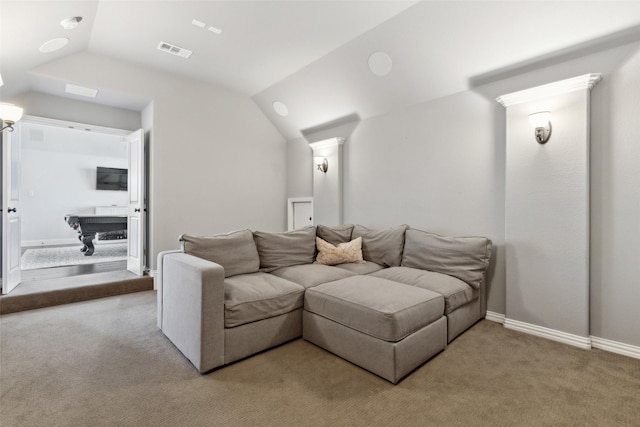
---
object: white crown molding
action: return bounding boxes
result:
[504,318,592,349]
[591,336,640,360]
[309,137,345,151]
[484,311,505,324]
[496,73,602,107]
[22,115,132,136]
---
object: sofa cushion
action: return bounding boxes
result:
[224,272,305,328]
[180,230,259,278]
[351,224,408,267]
[371,267,477,314]
[315,237,364,266]
[333,261,385,275]
[305,276,443,342]
[253,227,316,271]
[270,263,355,288]
[316,224,354,245]
[401,229,492,289]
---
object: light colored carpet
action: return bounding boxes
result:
[20,243,127,270]
[1,291,639,426]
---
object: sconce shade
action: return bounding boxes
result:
[314,156,328,173]
[0,103,24,123]
[528,111,551,128]
[528,111,552,144]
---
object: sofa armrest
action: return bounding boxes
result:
[157,250,181,329]
[159,252,225,373]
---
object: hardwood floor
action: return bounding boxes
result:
[21,260,127,282]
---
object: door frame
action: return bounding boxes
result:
[287,197,313,231]
[2,115,146,292]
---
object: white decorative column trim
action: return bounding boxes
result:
[308,137,346,226]
[308,137,345,151]
[496,73,601,107]
[499,73,600,351]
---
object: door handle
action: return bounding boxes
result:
[7,207,16,213]
[134,208,141,213]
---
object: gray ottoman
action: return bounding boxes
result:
[303,275,447,384]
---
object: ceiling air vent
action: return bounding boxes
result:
[157,41,192,59]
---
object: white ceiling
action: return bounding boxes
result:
[3,1,640,140]
[0,0,418,98]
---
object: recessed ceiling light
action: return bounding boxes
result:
[368,51,393,77]
[192,19,205,28]
[208,26,222,35]
[60,16,82,30]
[66,83,98,98]
[39,37,69,53]
[273,101,289,117]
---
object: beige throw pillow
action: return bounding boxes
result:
[315,237,365,266]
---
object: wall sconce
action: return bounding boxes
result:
[0,103,24,132]
[528,111,552,144]
[314,156,328,173]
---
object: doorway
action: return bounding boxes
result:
[1,116,146,295]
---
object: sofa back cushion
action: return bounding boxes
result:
[401,228,492,289]
[254,226,316,271]
[180,229,260,278]
[351,224,408,267]
[316,224,354,246]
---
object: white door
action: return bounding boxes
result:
[287,197,313,230]
[126,129,145,275]
[1,125,22,294]
[294,202,313,229]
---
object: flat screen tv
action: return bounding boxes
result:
[96,167,128,191]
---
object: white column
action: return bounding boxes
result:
[309,137,345,226]
[497,74,600,348]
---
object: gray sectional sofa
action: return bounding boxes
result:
[157,224,492,384]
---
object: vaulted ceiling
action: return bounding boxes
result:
[3,1,640,139]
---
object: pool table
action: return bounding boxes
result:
[65,214,128,256]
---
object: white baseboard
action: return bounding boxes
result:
[487,315,639,359]
[23,238,127,248]
[22,238,78,247]
[504,318,592,349]
[591,336,640,360]
[485,311,505,324]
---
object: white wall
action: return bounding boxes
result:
[286,137,313,198]
[9,92,141,131]
[287,90,507,314]
[285,42,640,349]
[20,122,128,245]
[24,52,287,269]
[590,48,640,347]
[344,91,506,313]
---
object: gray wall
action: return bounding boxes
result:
[23,52,287,270]
[286,42,640,348]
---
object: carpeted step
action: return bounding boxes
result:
[0,276,153,315]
